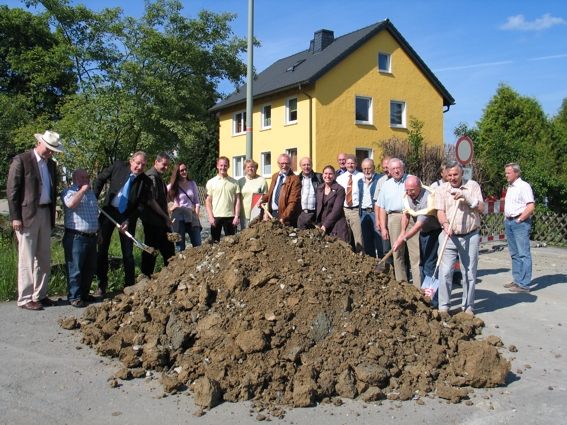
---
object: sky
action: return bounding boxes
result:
[6,0,567,144]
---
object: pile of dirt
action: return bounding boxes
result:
[75,220,510,408]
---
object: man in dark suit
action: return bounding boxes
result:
[297,157,323,229]
[8,130,64,310]
[94,151,160,294]
[257,154,301,226]
[140,153,174,277]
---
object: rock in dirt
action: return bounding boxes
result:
[73,220,511,407]
[58,317,79,330]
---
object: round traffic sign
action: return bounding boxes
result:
[456,136,474,165]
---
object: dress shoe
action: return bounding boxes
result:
[70,299,84,308]
[82,294,97,302]
[38,297,57,306]
[503,281,516,288]
[20,301,43,311]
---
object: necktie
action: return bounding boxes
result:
[346,174,353,206]
[118,174,135,213]
[274,174,284,207]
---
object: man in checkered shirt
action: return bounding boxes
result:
[61,169,102,307]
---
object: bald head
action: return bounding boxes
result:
[404,175,422,200]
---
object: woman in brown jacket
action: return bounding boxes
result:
[316,166,350,243]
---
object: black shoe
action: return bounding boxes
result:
[38,297,57,307]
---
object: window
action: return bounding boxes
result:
[286,148,298,173]
[261,104,272,130]
[378,52,391,73]
[233,155,245,178]
[233,111,246,135]
[390,101,406,128]
[355,148,373,171]
[355,96,373,125]
[285,97,298,125]
[261,152,272,177]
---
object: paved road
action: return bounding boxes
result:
[0,208,565,423]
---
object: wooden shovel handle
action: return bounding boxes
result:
[261,204,274,219]
[436,198,463,267]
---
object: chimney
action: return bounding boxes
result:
[311,29,334,54]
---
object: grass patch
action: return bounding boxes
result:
[0,220,164,301]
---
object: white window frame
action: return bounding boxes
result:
[355,95,373,125]
[378,52,391,73]
[232,155,246,178]
[285,97,298,125]
[233,110,246,135]
[390,100,406,128]
[261,151,272,177]
[261,104,272,130]
[285,148,298,173]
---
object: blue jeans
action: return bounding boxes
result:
[420,228,442,283]
[63,231,98,302]
[505,218,532,288]
[360,210,384,258]
[177,219,202,251]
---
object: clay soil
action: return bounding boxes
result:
[74,220,510,409]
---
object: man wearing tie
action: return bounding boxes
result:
[94,152,161,294]
[8,130,64,310]
[257,154,301,226]
[336,154,365,252]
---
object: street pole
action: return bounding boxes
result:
[245,0,254,159]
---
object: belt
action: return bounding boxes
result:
[388,210,403,214]
[302,209,315,213]
[344,206,358,210]
[454,229,478,237]
[506,215,521,220]
[65,228,97,238]
[38,203,51,208]
[362,207,373,213]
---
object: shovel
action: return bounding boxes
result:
[98,206,157,256]
[167,218,182,243]
[374,248,394,273]
[261,204,274,219]
[421,199,463,302]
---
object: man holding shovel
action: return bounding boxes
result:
[94,152,160,294]
[434,161,484,315]
[140,153,174,277]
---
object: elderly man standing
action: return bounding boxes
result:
[435,161,484,315]
[141,153,174,277]
[336,153,348,177]
[373,156,393,259]
[358,158,384,258]
[503,163,535,293]
[61,169,102,307]
[336,154,365,252]
[257,154,301,226]
[205,157,241,242]
[377,158,410,281]
[392,176,441,288]
[94,151,156,294]
[8,130,63,310]
[297,157,323,229]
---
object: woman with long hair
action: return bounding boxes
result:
[316,165,350,243]
[168,162,202,251]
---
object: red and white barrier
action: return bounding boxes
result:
[480,200,506,243]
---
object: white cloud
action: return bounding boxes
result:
[434,61,513,72]
[500,13,566,31]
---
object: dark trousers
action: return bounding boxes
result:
[141,222,175,276]
[360,210,384,258]
[420,227,442,283]
[63,231,97,301]
[97,207,136,289]
[297,211,316,230]
[211,217,236,242]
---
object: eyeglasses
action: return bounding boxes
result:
[179,168,187,173]
[278,162,290,166]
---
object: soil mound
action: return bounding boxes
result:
[77,220,510,407]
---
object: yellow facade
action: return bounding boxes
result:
[218,29,446,179]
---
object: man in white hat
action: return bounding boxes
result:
[7,130,64,310]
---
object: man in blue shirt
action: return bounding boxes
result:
[358,158,384,258]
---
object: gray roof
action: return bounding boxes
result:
[210,19,455,112]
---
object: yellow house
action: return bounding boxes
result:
[210,19,454,179]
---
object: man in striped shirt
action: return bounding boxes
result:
[503,163,535,293]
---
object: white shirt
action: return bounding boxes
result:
[336,170,364,207]
[504,177,535,217]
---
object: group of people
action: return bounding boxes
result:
[8,131,536,316]
[7,131,203,309]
